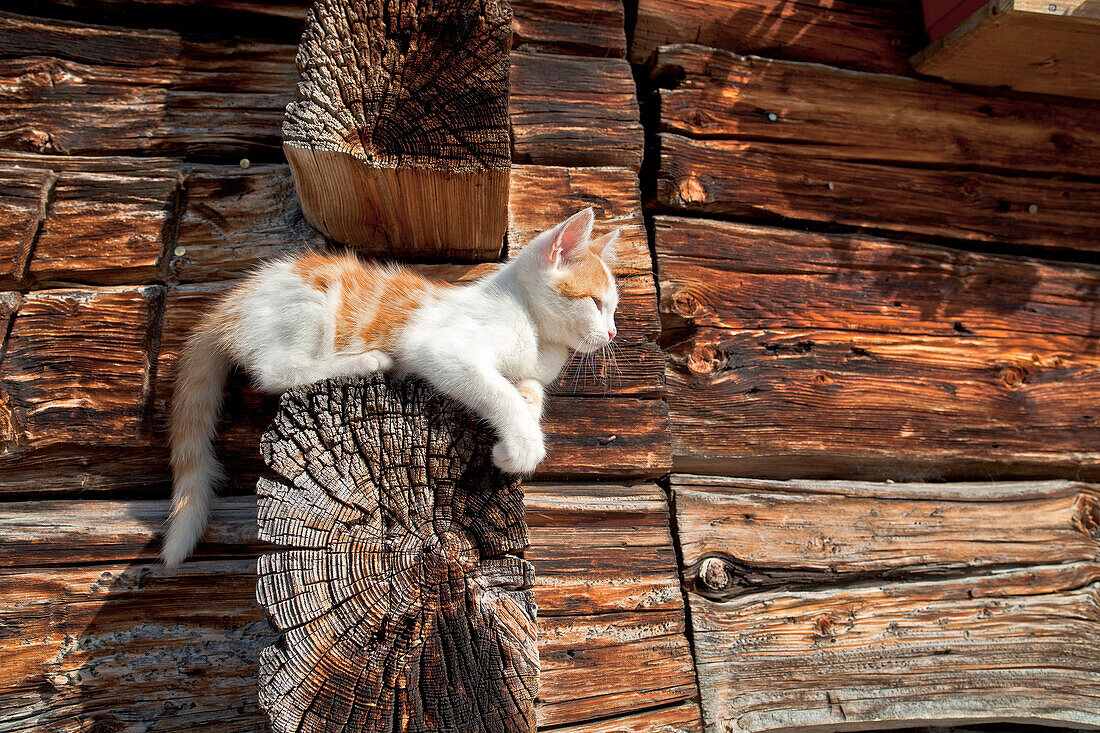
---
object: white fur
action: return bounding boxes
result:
[163,208,619,566]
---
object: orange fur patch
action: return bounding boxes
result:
[290,252,342,292]
[553,249,614,299]
[290,252,447,354]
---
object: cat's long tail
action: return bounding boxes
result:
[162,317,231,568]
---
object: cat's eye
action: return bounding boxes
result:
[591,296,602,311]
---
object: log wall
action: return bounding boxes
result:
[0,1,702,730]
[2,0,1099,729]
[635,1,1100,731]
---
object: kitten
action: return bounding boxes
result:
[162,207,619,567]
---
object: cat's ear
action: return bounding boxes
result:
[590,228,619,267]
[543,207,595,268]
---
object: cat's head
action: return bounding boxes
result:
[517,207,619,354]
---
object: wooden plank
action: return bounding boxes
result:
[30,171,182,286]
[0,13,640,167]
[23,0,627,56]
[912,1,1100,100]
[510,52,643,171]
[689,564,1100,731]
[549,703,704,732]
[0,483,697,730]
[631,0,925,73]
[0,11,295,158]
[0,156,182,286]
[654,44,1100,177]
[672,475,1100,585]
[512,0,626,57]
[674,475,1100,731]
[172,164,322,284]
[0,167,54,288]
[656,216,1100,480]
[0,285,163,461]
[657,132,1100,253]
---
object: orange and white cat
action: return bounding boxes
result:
[163,208,619,566]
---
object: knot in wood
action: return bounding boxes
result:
[675,174,708,205]
[688,344,723,375]
[698,556,735,592]
[999,363,1031,388]
[256,374,538,733]
[671,289,702,318]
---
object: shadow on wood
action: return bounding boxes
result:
[256,374,538,732]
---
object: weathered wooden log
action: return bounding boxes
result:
[652,46,1100,253]
[630,0,925,73]
[654,44,1100,178]
[0,167,54,288]
[0,484,698,731]
[657,215,1100,480]
[0,285,164,460]
[509,53,642,171]
[671,474,1100,732]
[22,0,628,57]
[281,0,511,260]
[255,374,537,732]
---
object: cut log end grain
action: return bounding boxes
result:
[256,374,537,733]
[283,0,512,261]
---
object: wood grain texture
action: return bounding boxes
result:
[630,0,925,73]
[0,13,638,168]
[0,11,295,158]
[656,132,1100,253]
[172,164,323,284]
[0,285,163,461]
[31,171,182,286]
[674,475,1100,732]
[656,216,1100,480]
[673,475,1100,588]
[255,375,536,732]
[0,482,697,730]
[282,0,511,260]
[510,52,643,171]
[0,159,185,287]
[0,167,54,288]
[20,0,627,56]
[511,0,626,57]
[653,44,1100,177]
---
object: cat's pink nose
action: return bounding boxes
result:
[608,330,616,341]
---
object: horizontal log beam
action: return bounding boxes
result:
[653,44,1100,179]
[673,475,1100,588]
[655,133,1100,254]
[672,474,1100,732]
[0,484,698,730]
[20,0,628,57]
[656,215,1100,480]
[631,0,925,73]
[0,285,163,460]
[510,52,642,171]
[0,13,640,168]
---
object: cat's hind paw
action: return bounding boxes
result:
[492,435,546,475]
[358,350,393,373]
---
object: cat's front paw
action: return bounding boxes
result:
[492,433,546,475]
